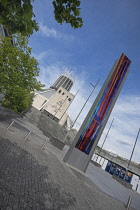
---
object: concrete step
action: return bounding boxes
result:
[22,106,68,143]
[15,118,43,135]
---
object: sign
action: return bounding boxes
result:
[105,161,133,183]
[125,171,133,183]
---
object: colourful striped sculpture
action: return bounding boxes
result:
[64,53,131,172]
[76,53,131,155]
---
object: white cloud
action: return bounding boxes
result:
[39,22,60,38]
[38,64,64,88]
[117,139,132,146]
[112,96,140,117]
[99,95,140,162]
[32,51,48,62]
[39,23,74,40]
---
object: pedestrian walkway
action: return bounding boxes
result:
[0,118,137,210]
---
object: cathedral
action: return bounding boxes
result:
[32,73,75,128]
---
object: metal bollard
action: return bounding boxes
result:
[126,196,132,210]
[7,120,15,131]
[41,139,48,149]
[136,183,138,191]
[24,131,31,140]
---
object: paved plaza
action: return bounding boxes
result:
[0,118,139,209]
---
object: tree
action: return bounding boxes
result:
[0,0,39,36]
[52,0,83,29]
[0,34,45,113]
[0,0,83,36]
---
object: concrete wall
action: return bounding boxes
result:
[112,175,133,189]
[44,87,74,120]
[59,112,68,126]
[65,129,77,146]
[32,87,74,127]
[32,94,48,110]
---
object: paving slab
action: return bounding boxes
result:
[0,118,137,210]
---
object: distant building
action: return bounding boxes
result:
[50,74,73,91]
[32,74,75,127]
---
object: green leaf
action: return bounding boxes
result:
[52,0,83,29]
[0,0,38,36]
[0,35,45,113]
[1,0,8,7]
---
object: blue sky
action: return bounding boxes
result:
[29,0,140,163]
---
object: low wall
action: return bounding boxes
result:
[49,137,65,150]
[90,160,101,167]
[112,174,132,189]
[0,106,19,119]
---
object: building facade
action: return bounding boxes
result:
[32,74,74,127]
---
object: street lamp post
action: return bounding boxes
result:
[127,128,140,169]
[71,79,100,128]
[136,180,139,192]
[123,128,140,183]
[96,118,114,163]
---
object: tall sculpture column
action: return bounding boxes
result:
[64,53,132,172]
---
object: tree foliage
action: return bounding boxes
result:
[0,35,45,113]
[0,0,83,36]
[0,0,39,36]
[52,0,83,29]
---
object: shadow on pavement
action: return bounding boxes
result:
[0,137,76,210]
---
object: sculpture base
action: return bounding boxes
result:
[63,147,90,172]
